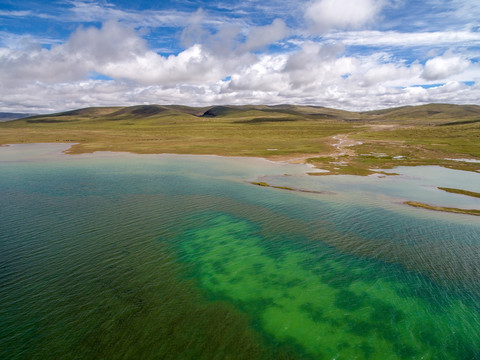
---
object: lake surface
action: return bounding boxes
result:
[1,143,480,360]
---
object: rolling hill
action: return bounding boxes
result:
[12,103,480,126]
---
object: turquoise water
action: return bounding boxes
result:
[1,144,480,359]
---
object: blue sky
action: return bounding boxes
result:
[0,0,479,112]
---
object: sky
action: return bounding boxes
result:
[0,0,479,113]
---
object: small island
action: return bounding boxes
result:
[404,201,480,216]
[250,181,334,195]
[438,187,480,199]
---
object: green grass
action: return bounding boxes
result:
[0,105,357,157]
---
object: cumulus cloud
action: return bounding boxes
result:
[305,0,387,33]
[68,21,148,64]
[0,22,149,86]
[359,63,422,87]
[101,44,228,85]
[0,21,229,87]
[283,42,353,88]
[228,54,289,91]
[239,19,290,52]
[182,17,290,55]
[422,54,471,80]
[204,24,243,55]
[0,17,479,113]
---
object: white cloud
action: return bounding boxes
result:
[283,42,353,88]
[0,19,479,113]
[325,30,480,47]
[0,22,147,86]
[359,62,423,87]
[180,9,208,47]
[0,21,229,87]
[239,19,290,52]
[0,10,34,17]
[0,9,55,19]
[422,54,471,80]
[68,21,148,64]
[305,0,386,33]
[0,31,63,49]
[446,0,480,27]
[65,0,237,31]
[228,53,289,91]
[67,0,189,27]
[100,44,227,85]
[204,24,243,55]
[181,17,290,55]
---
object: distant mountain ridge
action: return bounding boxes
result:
[363,104,480,122]
[0,112,34,122]
[14,103,480,126]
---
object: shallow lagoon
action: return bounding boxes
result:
[1,144,480,359]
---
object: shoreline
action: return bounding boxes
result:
[2,142,480,218]
[1,102,479,177]
[1,141,480,177]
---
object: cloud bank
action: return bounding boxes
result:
[0,0,479,113]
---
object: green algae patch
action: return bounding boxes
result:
[178,213,480,359]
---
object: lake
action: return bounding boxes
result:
[1,143,480,359]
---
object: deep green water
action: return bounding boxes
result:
[1,144,480,359]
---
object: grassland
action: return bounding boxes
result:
[1,103,479,177]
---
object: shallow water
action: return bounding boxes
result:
[1,144,480,359]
